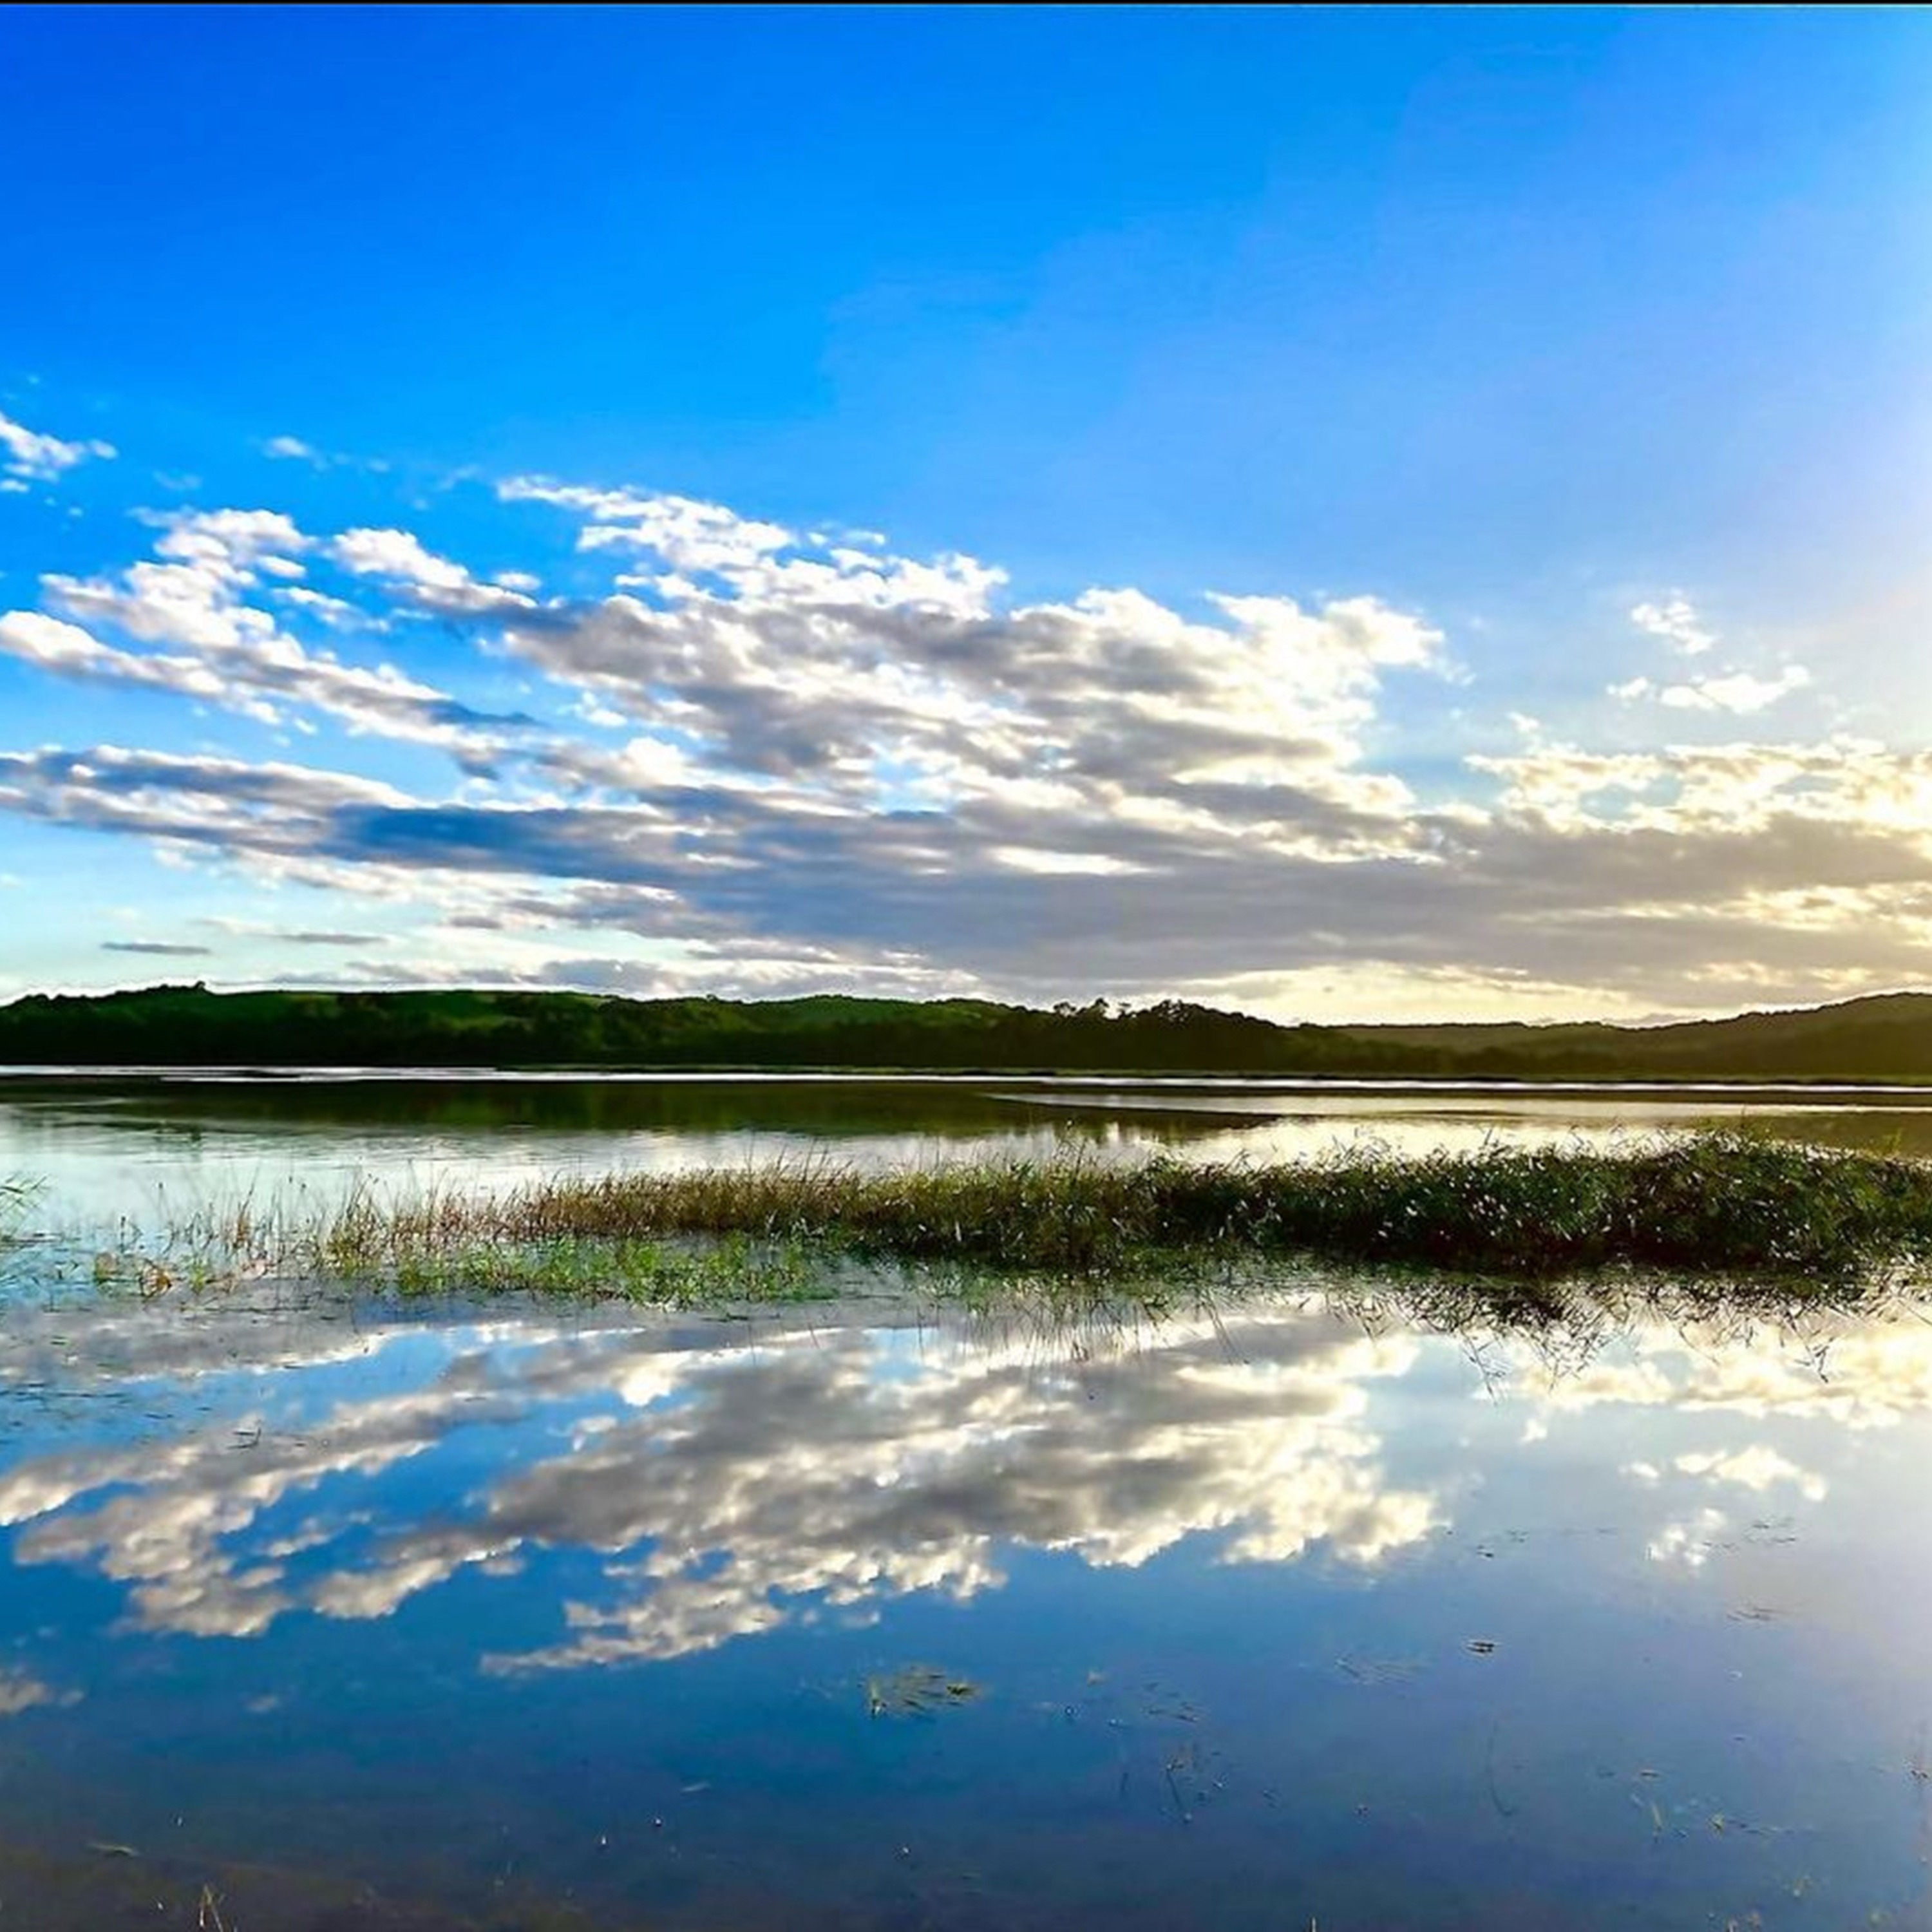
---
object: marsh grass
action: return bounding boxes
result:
[350,1133,1932,1276]
[88,1186,826,1307]
[88,1132,1932,1307]
[0,1177,41,1277]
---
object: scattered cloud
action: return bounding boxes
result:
[0,408,115,483]
[1674,1444,1827,1501]
[1610,665,1812,715]
[1630,595,1716,658]
[0,460,1917,1017]
[3,507,531,764]
[199,917,388,947]
[1616,596,1810,719]
[332,527,536,617]
[3,1294,1908,1666]
[100,940,213,958]
[0,1669,78,1717]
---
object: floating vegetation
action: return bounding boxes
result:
[864,1666,983,1719]
[1336,1654,1425,1686]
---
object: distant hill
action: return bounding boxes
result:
[5,983,1932,1082]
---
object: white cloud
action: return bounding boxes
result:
[333,527,536,616]
[1616,594,1809,720]
[277,583,364,627]
[1531,1316,1932,1434]
[0,463,1921,1017]
[0,610,282,724]
[2,508,527,762]
[498,475,1446,872]
[502,478,795,575]
[1611,665,1811,715]
[1631,595,1717,658]
[1674,1444,1827,1501]
[0,408,115,482]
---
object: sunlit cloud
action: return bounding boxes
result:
[1610,665,1812,715]
[0,452,1921,1018]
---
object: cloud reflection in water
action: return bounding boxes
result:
[0,1304,1436,1660]
[3,1295,1927,1671]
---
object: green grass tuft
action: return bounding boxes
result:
[79,1135,1932,1306]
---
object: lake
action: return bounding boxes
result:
[10,1070,1932,1226]
[4,1075,1932,1927]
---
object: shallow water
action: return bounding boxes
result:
[5,1276,1932,1927]
[8,1070,1932,1229]
[6,1082,1932,1926]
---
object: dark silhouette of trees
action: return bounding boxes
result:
[2,982,1929,1081]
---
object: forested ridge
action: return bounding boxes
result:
[6,983,1932,1081]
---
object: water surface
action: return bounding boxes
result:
[10,1070,1932,1228]
[6,1271,1932,1927]
[5,1081,1932,1926]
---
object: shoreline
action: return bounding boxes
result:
[10,1065,1932,1102]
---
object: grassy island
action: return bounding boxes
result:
[79,1134,1932,1305]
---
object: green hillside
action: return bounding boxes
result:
[5,983,1932,1081]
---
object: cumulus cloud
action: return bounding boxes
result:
[1673,1444,1827,1501]
[1528,1312,1932,1434]
[498,476,1446,891]
[14,712,1932,1014]
[0,408,115,482]
[332,527,536,616]
[0,464,1920,1015]
[1,507,530,764]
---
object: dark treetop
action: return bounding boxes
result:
[7,983,1932,1081]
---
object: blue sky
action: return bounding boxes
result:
[3,6,1929,1021]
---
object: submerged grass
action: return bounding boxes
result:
[122,1132,1932,1305]
[1,1175,39,1261]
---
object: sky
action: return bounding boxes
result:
[2,6,1929,1025]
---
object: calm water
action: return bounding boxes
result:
[8,1071,1932,1227]
[5,1079,1932,1927]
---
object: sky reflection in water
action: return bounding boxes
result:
[5,1276,1932,1928]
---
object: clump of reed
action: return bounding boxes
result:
[0,1175,39,1247]
[274,1133,1932,1295]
